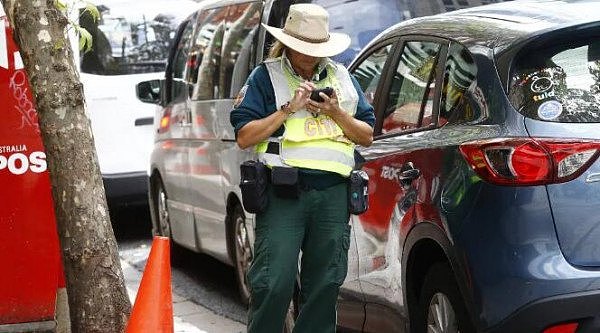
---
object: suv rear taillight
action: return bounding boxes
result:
[459,138,600,186]
[543,322,578,333]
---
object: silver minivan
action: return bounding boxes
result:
[136,0,500,309]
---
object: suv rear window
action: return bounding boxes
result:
[508,38,600,123]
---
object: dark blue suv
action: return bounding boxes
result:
[336,1,600,332]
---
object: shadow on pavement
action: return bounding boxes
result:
[170,244,247,323]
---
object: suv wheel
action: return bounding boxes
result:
[418,263,474,333]
[232,204,252,304]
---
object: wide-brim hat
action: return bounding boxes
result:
[262,4,351,58]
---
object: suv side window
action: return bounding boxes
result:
[170,20,194,102]
[440,42,477,125]
[352,43,395,105]
[382,41,442,135]
[188,7,227,100]
[219,2,262,99]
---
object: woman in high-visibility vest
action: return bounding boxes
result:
[230,4,374,332]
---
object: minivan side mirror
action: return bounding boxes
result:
[136,79,162,104]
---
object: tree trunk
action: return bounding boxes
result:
[2,1,131,332]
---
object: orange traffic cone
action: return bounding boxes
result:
[125,236,173,333]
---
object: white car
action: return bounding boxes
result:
[73,0,199,210]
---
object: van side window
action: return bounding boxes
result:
[171,21,194,102]
[188,7,228,100]
[440,43,477,125]
[382,41,441,135]
[352,43,394,106]
[219,2,262,99]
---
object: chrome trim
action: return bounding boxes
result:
[585,173,600,183]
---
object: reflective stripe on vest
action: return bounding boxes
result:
[281,139,355,176]
[256,57,358,176]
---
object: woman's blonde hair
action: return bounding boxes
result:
[268,40,287,59]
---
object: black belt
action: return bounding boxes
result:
[265,166,346,191]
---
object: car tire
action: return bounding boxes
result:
[231,204,252,305]
[416,262,475,333]
[153,179,184,266]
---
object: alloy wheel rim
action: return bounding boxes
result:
[427,292,459,333]
[235,214,252,298]
[157,189,170,237]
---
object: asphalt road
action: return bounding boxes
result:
[113,206,248,325]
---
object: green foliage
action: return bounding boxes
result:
[53,0,99,53]
[55,0,68,12]
[75,25,92,52]
[81,2,100,23]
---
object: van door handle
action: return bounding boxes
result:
[398,162,420,188]
[134,117,154,126]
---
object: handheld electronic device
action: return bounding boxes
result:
[310,87,334,102]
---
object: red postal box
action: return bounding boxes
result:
[0,7,62,329]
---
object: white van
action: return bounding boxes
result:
[73,0,199,210]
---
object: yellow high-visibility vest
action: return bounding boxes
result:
[256,57,358,177]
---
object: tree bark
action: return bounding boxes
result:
[2,1,131,332]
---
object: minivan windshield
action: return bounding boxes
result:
[79,0,198,75]
[509,37,600,123]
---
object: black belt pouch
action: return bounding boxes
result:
[240,160,269,213]
[348,170,369,215]
[271,166,299,199]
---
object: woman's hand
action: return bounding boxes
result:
[306,90,343,118]
[288,81,316,113]
[236,81,316,149]
[306,89,373,147]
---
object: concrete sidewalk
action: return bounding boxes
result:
[121,259,246,333]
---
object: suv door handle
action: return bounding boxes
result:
[399,162,420,188]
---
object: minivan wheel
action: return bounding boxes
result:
[418,263,474,333]
[153,179,183,265]
[156,183,171,238]
[232,204,252,305]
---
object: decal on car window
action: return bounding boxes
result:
[537,100,563,120]
[530,75,553,93]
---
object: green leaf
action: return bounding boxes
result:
[82,2,100,23]
[76,26,93,53]
[54,0,68,12]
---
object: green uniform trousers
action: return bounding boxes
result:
[247,182,351,333]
